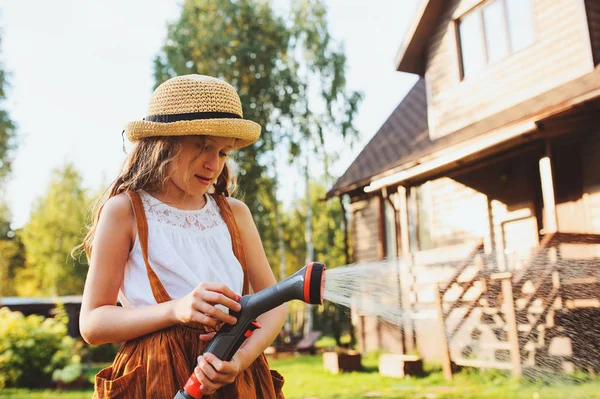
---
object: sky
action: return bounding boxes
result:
[0,0,420,229]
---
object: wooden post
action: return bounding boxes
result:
[499,274,522,378]
[407,187,419,253]
[539,141,558,234]
[396,186,416,354]
[339,195,356,347]
[395,186,410,257]
[486,196,496,258]
[433,284,453,381]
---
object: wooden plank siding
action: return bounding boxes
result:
[415,149,543,270]
[349,196,382,263]
[349,195,404,354]
[417,178,489,251]
[425,0,596,140]
[586,0,600,66]
[581,127,600,233]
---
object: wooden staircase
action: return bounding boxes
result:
[436,233,600,378]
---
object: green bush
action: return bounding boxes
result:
[0,305,81,388]
[82,342,119,363]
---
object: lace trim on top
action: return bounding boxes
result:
[139,191,227,236]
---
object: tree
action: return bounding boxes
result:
[0,33,16,186]
[154,0,361,337]
[282,179,349,338]
[0,232,25,297]
[0,31,22,298]
[152,0,360,256]
[153,0,296,217]
[16,164,91,297]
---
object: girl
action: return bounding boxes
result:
[79,74,286,398]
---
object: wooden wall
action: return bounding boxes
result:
[586,0,600,66]
[412,149,542,270]
[454,150,543,270]
[425,0,595,139]
[551,128,600,258]
[416,178,488,251]
[349,195,382,263]
[346,123,600,357]
[574,126,600,233]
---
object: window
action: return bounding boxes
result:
[458,0,535,78]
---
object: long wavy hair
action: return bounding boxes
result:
[78,136,237,260]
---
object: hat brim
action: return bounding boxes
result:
[125,118,261,149]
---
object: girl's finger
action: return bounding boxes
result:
[203,353,238,384]
[199,282,239,302]
[201,291,242,312]
[194,365,219,394]
[197,302,237,325]
[193,311,219,328]
[204,352,226,373]
[197,355,219,382]
[199,332,216,341]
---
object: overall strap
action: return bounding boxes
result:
[212,194,250,295]
[126,190,172,304]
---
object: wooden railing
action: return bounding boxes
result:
[434,232,600,380]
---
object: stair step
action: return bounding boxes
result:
[517,324,533,332]
[563,277,598,285]
[453,358,514,370]
[565,298,600,308]
[473,342,512,350]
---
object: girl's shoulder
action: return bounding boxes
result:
[224,196,253,225]
[96,193,136,244]
[102,192,134,221]
[224,196,248,212]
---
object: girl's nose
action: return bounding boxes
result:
[204,153,219,171]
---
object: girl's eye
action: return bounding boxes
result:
[219,152,228,158]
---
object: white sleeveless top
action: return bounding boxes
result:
[118,191,244,307]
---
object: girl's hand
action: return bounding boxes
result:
[194,353,244,395]
[172,282,241,329]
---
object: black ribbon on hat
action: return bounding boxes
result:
[143,111,242,123]
[121,111,241,153]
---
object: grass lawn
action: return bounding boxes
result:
[1,355,599,398]
[273,354,600,399]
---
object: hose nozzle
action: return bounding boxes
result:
[302,262,326,305]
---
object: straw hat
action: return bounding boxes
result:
[125,74,261,149]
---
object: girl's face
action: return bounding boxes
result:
[169,135,235,198]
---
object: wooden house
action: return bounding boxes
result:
[328,0,600,376]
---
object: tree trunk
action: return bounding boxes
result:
[304,152,314,336]
[272,164,291,338]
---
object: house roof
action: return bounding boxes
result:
[328,68,600,198]
[395,0,445,75]
[327,78,429,197]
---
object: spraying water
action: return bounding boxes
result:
[317,235,600,384]
[323,258,436,325]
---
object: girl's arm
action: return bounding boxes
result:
[195,198,286,395]
[79,193,240,345]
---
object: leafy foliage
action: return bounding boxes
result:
[153,0,361,280]
[0,233,26,297]
[280,179,349,335]
[0,306,81,388]
[0,31,21,295]
[0,33,17,185]
[16,164,91,296]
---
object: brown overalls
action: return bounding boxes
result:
[93,191,285,399]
